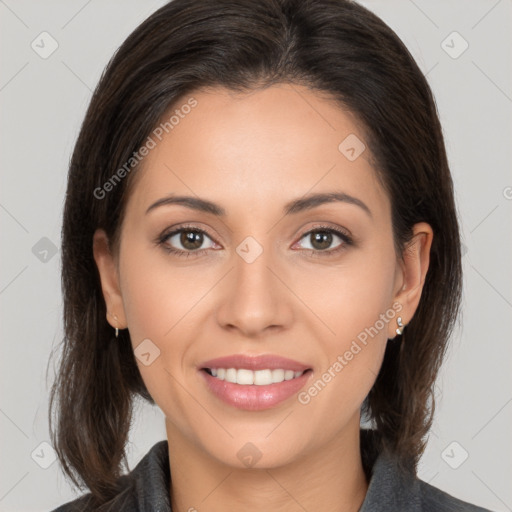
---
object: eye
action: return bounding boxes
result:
[157,225,218,258]
[294,225,353,257]
[156,223,353,259]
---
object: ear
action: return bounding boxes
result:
[92,228,127,330]
[388,222,433,339]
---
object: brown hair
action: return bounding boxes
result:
[48,0,462,505]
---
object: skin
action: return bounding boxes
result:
[93,83,432,512]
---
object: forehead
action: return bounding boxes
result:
[125,84,389,220]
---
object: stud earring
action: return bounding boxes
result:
[396,316,404,336]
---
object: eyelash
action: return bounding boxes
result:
[156,223,354,259]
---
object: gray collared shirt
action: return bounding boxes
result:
[52,432,494,511]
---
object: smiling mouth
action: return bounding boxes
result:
[202,368,312,386]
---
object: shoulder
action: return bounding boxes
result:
[50,440,170,512]
[359,429,495,512]
[50,475,135,512]
[418,479,495,512]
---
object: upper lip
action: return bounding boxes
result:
[199,354,311,372]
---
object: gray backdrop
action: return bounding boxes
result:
[0,1,511,511]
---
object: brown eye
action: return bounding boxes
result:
[159,227,217,256]
[294,226,353,257]
[308,231,334,251]
[179,230,204,251]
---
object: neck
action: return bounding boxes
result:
[166,417,368,512]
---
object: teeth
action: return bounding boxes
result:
[207,368,305,385]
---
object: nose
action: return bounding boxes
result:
[215,241,294,338]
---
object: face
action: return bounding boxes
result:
[94,83,431,470]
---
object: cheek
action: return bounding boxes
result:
[118,243,218,400]
[289,240,397,344]
[298,280,392,424]
[293,244,396,410]
[119,242,211,342]
[298,339,387,440]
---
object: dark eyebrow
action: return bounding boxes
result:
[283,192,372,218]
[146,195,226,216]
[145,191,372,218]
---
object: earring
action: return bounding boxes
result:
[108,311,120,339]
[396,316,404,336]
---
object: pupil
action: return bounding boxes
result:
[312,231,332,250]
[181,230,203,250]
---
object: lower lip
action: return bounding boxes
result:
[200,369,312,411]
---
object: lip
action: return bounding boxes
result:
[199,354,311,372]
[199,368,312,411]
[198,354,313,411]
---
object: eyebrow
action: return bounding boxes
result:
[145,191,372,218]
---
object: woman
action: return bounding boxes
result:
[49,0,493,510]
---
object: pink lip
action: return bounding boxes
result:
[199,354,311,372]
[199,369,312,411]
